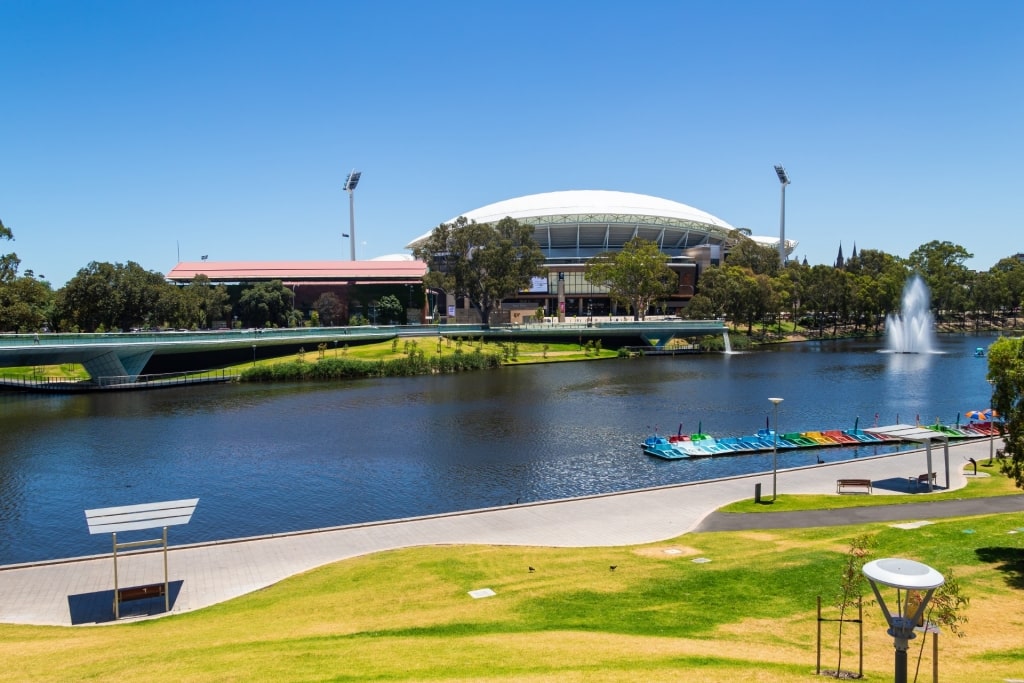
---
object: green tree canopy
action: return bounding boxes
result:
[585,237,676,321]
[173,274,232,329]
[988,336,1024,489]
[315,292,343,326]
[236,280,293,328]
[54,261,172,332]
[0,219,55,332]
[0,218,20,283]
[725,232,781,276]
[377,294,404,324]
[908,240,973,320]
[413,216,544,326]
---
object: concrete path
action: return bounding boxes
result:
[0,438,1017,626]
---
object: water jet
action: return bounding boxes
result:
[885,275,936,354]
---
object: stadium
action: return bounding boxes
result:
[168,189,793,325]
[407,190,792,322]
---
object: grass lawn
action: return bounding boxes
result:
[0,363,89,380]
[720,462,1022,513]
[224,336,620,374]
[1,476,1022,681]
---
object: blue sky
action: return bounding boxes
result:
[2,1,1022,286]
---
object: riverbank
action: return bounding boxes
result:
[1,440,1020,682]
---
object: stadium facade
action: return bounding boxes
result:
[407,190,792,322]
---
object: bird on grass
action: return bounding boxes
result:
[528,566,535,573]
[609,565,617,572]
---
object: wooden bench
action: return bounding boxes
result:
[915,472,937,489]
[116,583,166,605]
[836,478,872,494]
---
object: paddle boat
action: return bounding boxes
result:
[843,428,884,443]
[822,430,860,444]
[641,435,689,459]
[756,429,800,448]
[781,432,817,447]
[802,431,842,445]
[716,436,761,452]
[974,347,986,357]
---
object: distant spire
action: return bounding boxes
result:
[835,243,845,269]
[851,243,858,261]
[802,255,809,267]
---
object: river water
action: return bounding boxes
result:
[0,333,999,564]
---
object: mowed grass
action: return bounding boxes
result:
[721,463,1022,513]
[228,335,619,372]
[2,505,1022,681]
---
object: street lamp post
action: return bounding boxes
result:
[769,397,784,500]
[344,170,362,261]
[863,558,944,683]
[251,343,256,367]
[774,165,790,267]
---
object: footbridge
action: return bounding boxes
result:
[0,319,728,388]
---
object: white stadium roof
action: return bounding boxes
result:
[446,190,733,230]
[406,189,797,256]
[406,190,738,251]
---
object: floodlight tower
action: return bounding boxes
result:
[344,170,362,261]
[774,164,790,267]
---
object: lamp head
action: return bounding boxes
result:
[863,558,944,591]
[769,397,784,405]
[344,170,362,191]
[774,165,790,185]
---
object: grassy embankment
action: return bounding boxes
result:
[1,468,1022,682]
[1,337,620,382]
[234,336,620,380]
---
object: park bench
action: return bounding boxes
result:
[914,472,937,490]
[115,582,166,607]
[836,478,872,494]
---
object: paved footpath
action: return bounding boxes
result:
[1,439,1019,626]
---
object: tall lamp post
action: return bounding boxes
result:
[863,558,944,683]
[344,170,362,261]
[774,164,790,267]
[769,397,784,500]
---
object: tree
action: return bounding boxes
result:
[0,219,55,332]
[0,272,53,332]
[0,218,19,283]
[833,533,872,678]
[54,261,173,331]
[236,280,293,327]
[726,232,781,276]
[170,274,232,329]
[315,292,344,326]
[907,240,973,322]
[989,257,1024,326]
[586,237,676,320]
[688,265,735,319]
[988,336,1024,489]
[413,216,544,326]
[377,294,404,324]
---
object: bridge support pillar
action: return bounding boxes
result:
[82,350,154,384]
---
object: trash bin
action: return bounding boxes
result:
[754,482,762,504]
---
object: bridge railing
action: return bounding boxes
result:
[0,369,238,391]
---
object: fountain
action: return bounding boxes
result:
[885,275,936,354]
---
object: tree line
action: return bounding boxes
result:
[682,234,1024,337]
[0,220,414,331]
[4,215,1023,334]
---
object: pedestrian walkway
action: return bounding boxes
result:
[0,439,1016,626]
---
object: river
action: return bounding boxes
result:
[0,333,999,564]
